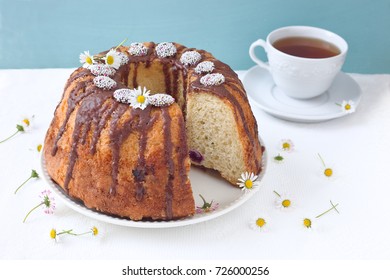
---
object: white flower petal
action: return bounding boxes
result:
[104,49,122,69]
[341,100,356,114]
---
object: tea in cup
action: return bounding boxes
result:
[249,26,348,99]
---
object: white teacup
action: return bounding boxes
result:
[249,26,348,99]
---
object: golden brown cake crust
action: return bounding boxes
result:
[43,42,262,221]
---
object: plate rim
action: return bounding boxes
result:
[243,65,362,122]
[40,137,267,229]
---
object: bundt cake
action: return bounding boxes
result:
[43,41,262,221]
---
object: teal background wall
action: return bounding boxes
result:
[0,0,389,73]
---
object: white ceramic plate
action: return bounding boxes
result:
[243,66,362,123]
[41,142,266,228]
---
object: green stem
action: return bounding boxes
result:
[115,38,128,50]
[330,200,340,214]
[316,202,339,218]
[57,229,90,237]
[199,194,207,204]
[335,103,341,106]
[0,130,19,144]
[23,202,43,223]
[273,190,281,197]
[75,231,91,236]
[14,176,32,194]
[318,153,326,167]
[58,229,77,236]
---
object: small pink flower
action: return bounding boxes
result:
[196,194,219,214]
[40,190,56,214]
[23,189,55,222]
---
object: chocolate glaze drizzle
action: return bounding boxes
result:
[161,107,174,219]
[51,42,261,217]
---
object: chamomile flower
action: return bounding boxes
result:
[237,172,259,191]
[91,226,99,236]
[36,144,43,152]
[50,228,59,242]
[196,194,219,214]
[274,191,295,211]
[279,139,294,152]
[129,86,150,110]
[79,51,95,68]
[49,226,101,243]
[339,100,356,114]
[29,143,43,153]
[23,190,55,222]
[14,169,39,194]
[318,153,336,180]
[302,217,314,230]
[104,49,122,69]
[250,215,270,232]
[0,116,33,144]
[302,201,339,231]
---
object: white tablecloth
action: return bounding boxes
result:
[0,69,389,260]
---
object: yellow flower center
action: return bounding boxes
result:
[137,95,146,104]
[282,199,291,208]
[282,142,290,150]
[256,218,266,228]
[344,104,351,110]
[244,179,253,189]
[37,144,42,152]
[92,227,99,236]
[22,118,30,126]
[50,229,57,239]
[303,218,312,228]
[86,56,93,65]
[324,168,333,177]
[106,55,114,65]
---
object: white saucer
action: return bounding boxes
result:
[243,66,362,123]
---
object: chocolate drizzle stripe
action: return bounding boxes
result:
[121,63,130,87]
[63,88,114,191]
[223,81,261,171]
[132,62,138,88]
[177,113,189,187]
[90,101,118,154]
[162,107,174,219]
[133,107,156,201]
[108,105,128,195]
[52,81,92,156]
[65,68,92,88]
[172,67,179,104]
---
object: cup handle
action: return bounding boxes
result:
[249,39,270,71]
